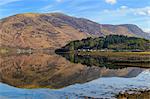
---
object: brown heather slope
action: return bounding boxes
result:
[0,13,149,49]
[0,13,88,49]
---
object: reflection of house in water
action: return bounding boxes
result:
[77,48,115,52]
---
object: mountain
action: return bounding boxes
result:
[0,13,149,49]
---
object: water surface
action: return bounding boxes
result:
[0,52,150,98]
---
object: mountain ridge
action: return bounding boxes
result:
[0,12,149,49]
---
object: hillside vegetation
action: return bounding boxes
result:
[56,35,150,52]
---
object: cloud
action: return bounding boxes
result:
[105,0,117,5]
[103,6,150,16]
[143,28,150,33]
[99,6,150,29]
[134,7,150,16]
[56,0,63,2]
[120,6,128,9]
[0,0,21,6]
[40,5,54,12]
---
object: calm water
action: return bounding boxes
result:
[0,52,150,99]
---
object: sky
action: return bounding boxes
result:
[0,0,150,32]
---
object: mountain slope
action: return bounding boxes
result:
[0,13,149,49]
[0,13,88,49]
[118,24,150,39]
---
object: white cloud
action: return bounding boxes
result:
[105,0,117,5]
[40,5,54,12]
[0,0,21,6]
[134,7,150,16]
[120,6,128,9]
[56,0,63,2]
[103,6,150,17]
[143,28,150,33]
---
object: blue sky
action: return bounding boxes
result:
[0,0,150,32]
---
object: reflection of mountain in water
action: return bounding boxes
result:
[0,53,145,89]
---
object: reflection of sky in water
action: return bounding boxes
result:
[0,53,147,89]
[0,70,150,99]
[0,53,150,98]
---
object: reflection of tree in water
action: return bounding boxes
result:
[0,53,146,89]
[58,53,149,69]
[59,53,126,69]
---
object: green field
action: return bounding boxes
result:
[77,51,150,57]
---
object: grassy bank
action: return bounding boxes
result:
[0,47,33,56]
[57,51,150,68]
[77,51,150,57]
[0,48,9,54]
[0,47,17,55]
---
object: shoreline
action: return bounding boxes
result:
[117,90,150,99]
